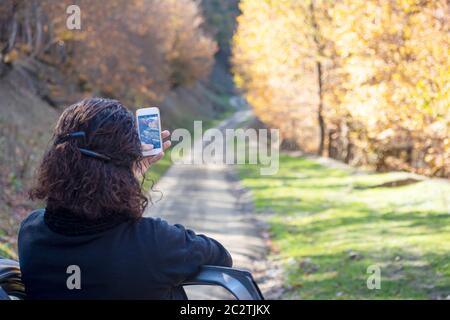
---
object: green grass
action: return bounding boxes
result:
[0,240,16,259]
[239,154,450,299]
[0,224,17,259]
[142,149,173,192]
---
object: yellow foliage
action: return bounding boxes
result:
[233,0,450,177]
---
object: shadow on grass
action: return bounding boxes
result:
[239,154,450,299]
[282,250,450,299]
[354,178,423,189]
[381,211,450,232]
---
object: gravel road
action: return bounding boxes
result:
[144,108,280,299]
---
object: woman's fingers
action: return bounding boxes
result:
[161,130,171,151]
[136,131,170,179]
[163,140,171,151]
[150,152,163,164]
[141,139,170,155]
[142,143,154,151]
[161,130,170,139]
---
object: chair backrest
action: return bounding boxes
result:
[182,265,264,300]
[0,286,11,300]
[0,259,263,300]
[0,258,26,300]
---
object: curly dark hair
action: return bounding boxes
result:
[30,98,148,220]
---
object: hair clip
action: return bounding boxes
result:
[78,148,111,161]
[68,131,86,141]
[55,131,86,145]
[55,131,111,162]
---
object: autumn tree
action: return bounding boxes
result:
[233,0,338,153]
[233,0,450,177]
[0,0,56,74]
[0,0,217,106]
[331,0,449,175]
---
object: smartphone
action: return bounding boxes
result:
[136,107,162,156]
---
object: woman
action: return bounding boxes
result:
[18,98,232,299]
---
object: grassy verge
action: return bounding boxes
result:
[142,149,173,192]
[239,154,450,299]
[0,235,17,259]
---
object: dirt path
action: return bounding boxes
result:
[144,108,280,299]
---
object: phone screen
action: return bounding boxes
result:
[137,114,161,149]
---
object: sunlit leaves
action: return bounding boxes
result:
[233,0,449,177]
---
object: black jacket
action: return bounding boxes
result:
[18,209,232,299]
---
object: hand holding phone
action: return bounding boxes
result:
[133,130,171,180]
[136,107,162,156]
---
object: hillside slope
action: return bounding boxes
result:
[0,71,59,258]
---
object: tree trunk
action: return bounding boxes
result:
[316,61,325,156]
[32,4,43,57]
[309,1,326,156]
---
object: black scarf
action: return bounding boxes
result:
[44,206,131,236]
